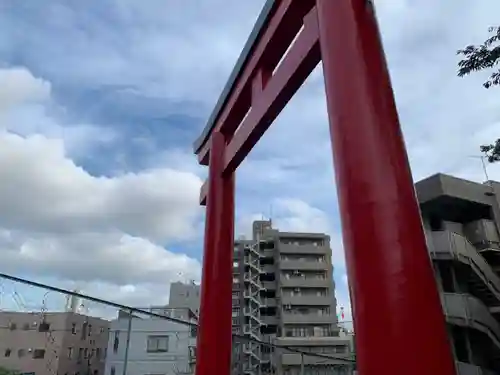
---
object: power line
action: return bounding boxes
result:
[0,271,355,364]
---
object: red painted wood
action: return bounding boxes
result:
[224,8,320,174]
[197,0,315,165]
[195,131,234,375]
[211,166,235,374]
[316,0,456,374]
[199,179,208,206]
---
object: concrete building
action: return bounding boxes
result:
[232,220,354,375]
[104,307,197,375]
[415,173,500,374]
[168,282,201,316]
[0,311,109,375]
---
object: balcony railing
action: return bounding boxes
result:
[281,294,331,306]
[281,312,335,325]
[455,361,496,375]
[442,293,500,349]
[427,231,500,302]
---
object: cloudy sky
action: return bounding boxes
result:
[0,0,499,322]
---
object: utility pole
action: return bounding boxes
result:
[122,311,133,375]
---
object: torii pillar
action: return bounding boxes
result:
[192,1,456,375]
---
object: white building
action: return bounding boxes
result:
[168,281,201,316]
[104,307,197,375]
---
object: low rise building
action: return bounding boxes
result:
[0,311,109,375]
[104,307,197,375]
[415,173,500,374]
[168,282,200,317]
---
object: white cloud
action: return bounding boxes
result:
[0,67,116,158]
[1,0,499,322]
[0,131,202,242]
[0,67,50,112]
[0,67,203,309]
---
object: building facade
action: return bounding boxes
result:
[168,282,201,317]
[104,307,197,375]
[232,220,354,375]
[415,173,500,374]
[0,311,109,375]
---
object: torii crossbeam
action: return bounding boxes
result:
[192,1,456,374]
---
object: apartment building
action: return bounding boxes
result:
[168,282,201,316]
[232,220,354,375]
[415,173,500,374]
[104,307,197,375]
[0,311,109,375]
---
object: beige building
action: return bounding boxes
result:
[0,311,109,375]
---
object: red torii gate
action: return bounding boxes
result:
[192,1,456,375]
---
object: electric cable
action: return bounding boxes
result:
[0,271,356,364]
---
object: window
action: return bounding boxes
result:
[84,348,88,359]
[95,348,101,360]
[334,346,346,354]
[190,326,197,338]
[81,322,88,339]
[18,349,26,357]
[78,348,83,361]
[72,323,77,334]
[39,322,50,332]
[67,347,73,359]
[4,349,11,357]
[113,331,120,353]
[88,324,92,336]
[110,367,115,375]
[33,349,45,359]
[9,323,16,330]
[100,327,105,334]
[146,336,169,353]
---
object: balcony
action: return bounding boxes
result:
[280,352,351,366]
[260,298,276,307]
[442,293,500,349]
[261,315,278,325]
[273,334,353,367]
[262,281,276,290]
[455,361,496,375]
[280,259,329,271]
[427,231,500,305]
[282,313,335,325]
[279,243,329,255]
[280,277,330,288]
[281,295,331,306]
[275,336,351,347]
